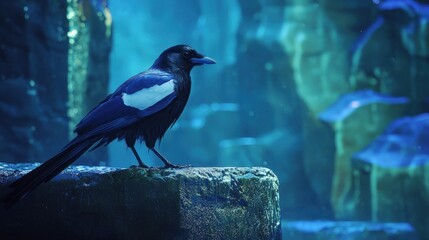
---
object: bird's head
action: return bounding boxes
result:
[152,45,216,72]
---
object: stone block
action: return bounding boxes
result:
[0,164,281,240]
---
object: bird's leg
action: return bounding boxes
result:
[150,148,190,168]
[130,145,149,168]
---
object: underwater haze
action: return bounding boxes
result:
[107,0,429,239]
[1,0,429,239]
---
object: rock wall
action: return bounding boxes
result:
[353,114,429,239]
[281,0,429,224]
[223,0,429,236]
[0,0,111,165]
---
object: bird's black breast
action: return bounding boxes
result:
[123,73,191,148]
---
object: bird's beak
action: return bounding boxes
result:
[191,56,216,65]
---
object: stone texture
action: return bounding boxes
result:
[379,0,429,58]
[350,0,429,108]
[282,221,418,240]
[0,164,281,240]
[0,0,69,164]
[282,1,380,222]
[352,113,429,240]
[289,0,429,225]
[0,0,110,166]
[319,90,409,219]
[370,165,429,240]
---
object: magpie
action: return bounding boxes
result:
[3,45,216,206]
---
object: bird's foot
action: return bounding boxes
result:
[130,164,151,169]
[162,163,191,169]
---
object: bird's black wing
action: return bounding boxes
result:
[74,69,177,138]
[2,70,177,206]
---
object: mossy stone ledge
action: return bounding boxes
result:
[0,163,281,240]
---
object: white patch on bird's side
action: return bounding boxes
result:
[122,80,175,110]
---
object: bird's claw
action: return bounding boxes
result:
[130,164,151,169]
[130,164,190,169]
[163,163,191,169]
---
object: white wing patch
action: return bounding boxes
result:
[122,80,175,110]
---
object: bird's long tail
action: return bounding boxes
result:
[2,136,99,207]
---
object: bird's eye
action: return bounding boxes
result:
[183,51,190,57]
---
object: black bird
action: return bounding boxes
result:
[3,45,216,206]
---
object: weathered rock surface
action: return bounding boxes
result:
[282,220,418,240]
[0,0,110,165]
[319,90,409,219]
[0,164,281,240]
[353,113,429,240]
